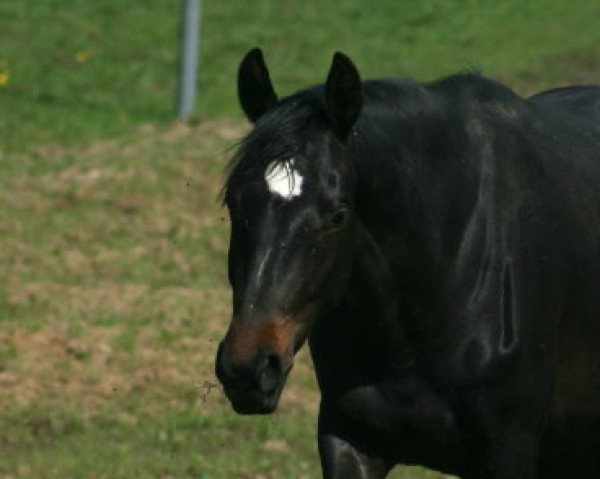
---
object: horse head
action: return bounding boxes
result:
[215,48,363,414]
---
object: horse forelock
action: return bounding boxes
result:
[221,95,328,205]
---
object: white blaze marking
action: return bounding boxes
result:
[255,248,271,282]
[264,159,303,199]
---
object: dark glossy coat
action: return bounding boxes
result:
[215,48,600,478]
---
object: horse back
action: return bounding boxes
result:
[528,85,600,129]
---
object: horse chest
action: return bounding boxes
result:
[309,327,460,444]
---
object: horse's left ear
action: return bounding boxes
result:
[325,52,363,140]
[238,48,278,123]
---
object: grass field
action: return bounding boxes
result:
[0,1,598,477]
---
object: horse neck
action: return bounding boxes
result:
[345,88,465,350]
[351,87,448,266]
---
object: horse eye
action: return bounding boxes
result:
[328,207,348,230]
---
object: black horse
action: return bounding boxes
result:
[215,48,600,478]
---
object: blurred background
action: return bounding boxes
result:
[0,1,597,477]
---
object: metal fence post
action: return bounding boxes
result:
[178,0,201,118]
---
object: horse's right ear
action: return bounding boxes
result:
[324,52,362,140]
[237,48,278,123]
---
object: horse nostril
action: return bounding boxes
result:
[217,342,284,399]
[257,349,282,394]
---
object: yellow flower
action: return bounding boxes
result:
[75,51,90,63]
[0,71,10,87]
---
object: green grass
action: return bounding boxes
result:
[0,400,318,478]
[0,0,598,477]
[1,0,599,152]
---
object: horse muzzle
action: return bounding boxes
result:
[215,340,291,414]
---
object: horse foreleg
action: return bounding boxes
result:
[337,374,459,444]
[318,402,392,479]
[460,392,541,479]
[462,428,539,479]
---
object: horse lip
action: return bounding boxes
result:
[231,397,278,415]
[225,384,281,415]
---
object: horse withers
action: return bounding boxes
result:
[214,48,600,478]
